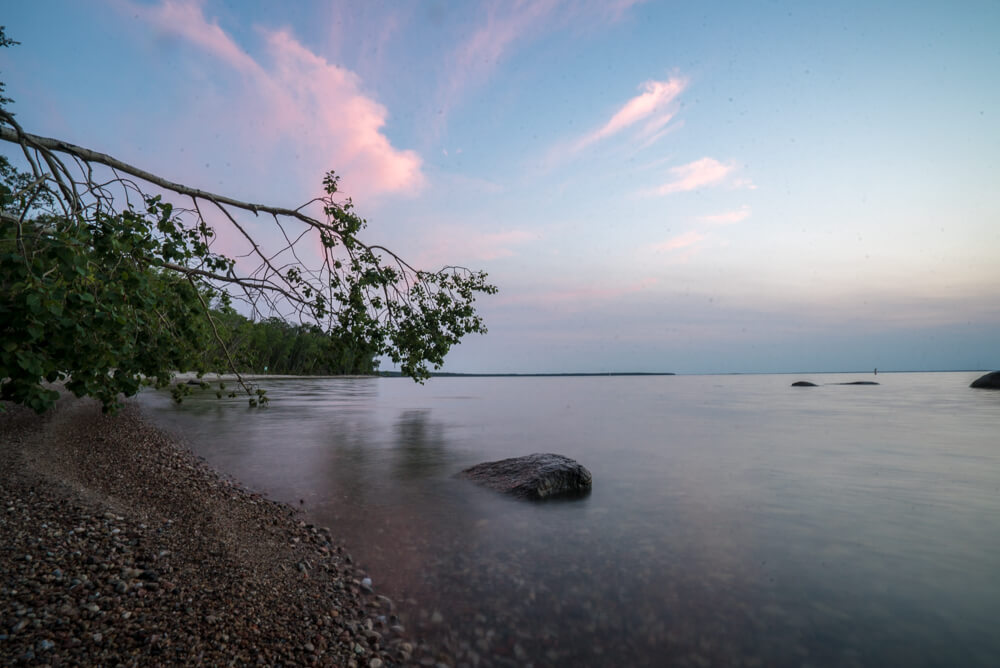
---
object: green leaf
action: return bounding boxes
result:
[25,293,41,312]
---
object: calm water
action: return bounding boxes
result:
[140,372,1000,667]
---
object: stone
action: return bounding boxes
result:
[458,453,592,500]
[791,381,817,387]
[835,381,879,385]
[971,371,1000,389]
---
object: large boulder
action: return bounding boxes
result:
[971,371,1000,389]
[459,453,592,500]
[791,381,817,387]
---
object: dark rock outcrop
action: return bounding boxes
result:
[791,381,817,387]
[970,371,1000,389]
[459,453,592,500]
[835,381,879,385]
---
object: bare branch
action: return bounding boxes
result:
[1,123,320,227]
[186,275,253,397]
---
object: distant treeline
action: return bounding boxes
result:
[200,308,379,376]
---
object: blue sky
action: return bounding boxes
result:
[3,1,998,373]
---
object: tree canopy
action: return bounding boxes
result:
[0,28,496,413]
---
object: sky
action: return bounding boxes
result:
[2,0,998,374]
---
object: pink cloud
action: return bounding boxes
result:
[641,108,677,137]
[650,231,705,253]
[134,0,423,200]
[264,29,423,195]
[577,77,687,150]
[143,0,260,74]
[633,118,685,153]
[700,205,752,224]
[647,158,735,196]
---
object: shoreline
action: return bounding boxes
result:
[0,396,429,666]
[172,372,380,381]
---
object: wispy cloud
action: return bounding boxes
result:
[700,205,752,224]
[650,230,705,253]
[134,0,423,199]
[541,75,686,167]
[602,0,651,21]
[444,1,555,105]
[435,0,648,136]
[145,0,259,73]
[575,77,687,151]
[644,158,736,196]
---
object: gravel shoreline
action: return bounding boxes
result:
[0,396,429,666]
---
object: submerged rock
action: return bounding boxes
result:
[791,381,817,387]
[835,381,879,385]
[970,371,1000,389]
[459,453,592,500]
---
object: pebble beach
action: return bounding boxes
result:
[0,395,432,667]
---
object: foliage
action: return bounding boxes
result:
[1,189,222,411]
[0,27,16,108]
[0,29,496,413]
[200,308,380,376]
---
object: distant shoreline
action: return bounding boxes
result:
[171,371,677,382]
[377,371,677,378]
[171,369,989,382]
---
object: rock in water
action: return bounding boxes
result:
[970,371,1000,389]
[791,381,817,387]
[459,453,592,500]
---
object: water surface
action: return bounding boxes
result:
[140,372,1000,667]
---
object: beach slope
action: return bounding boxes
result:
[1,397,409,666]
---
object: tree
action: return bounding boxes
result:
[0,29,496,413]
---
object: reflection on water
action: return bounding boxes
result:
[392,410,450,480]
[140,373,1000,667]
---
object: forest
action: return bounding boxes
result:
[199,308,379,376]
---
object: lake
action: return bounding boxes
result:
[139,372,1000,667]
